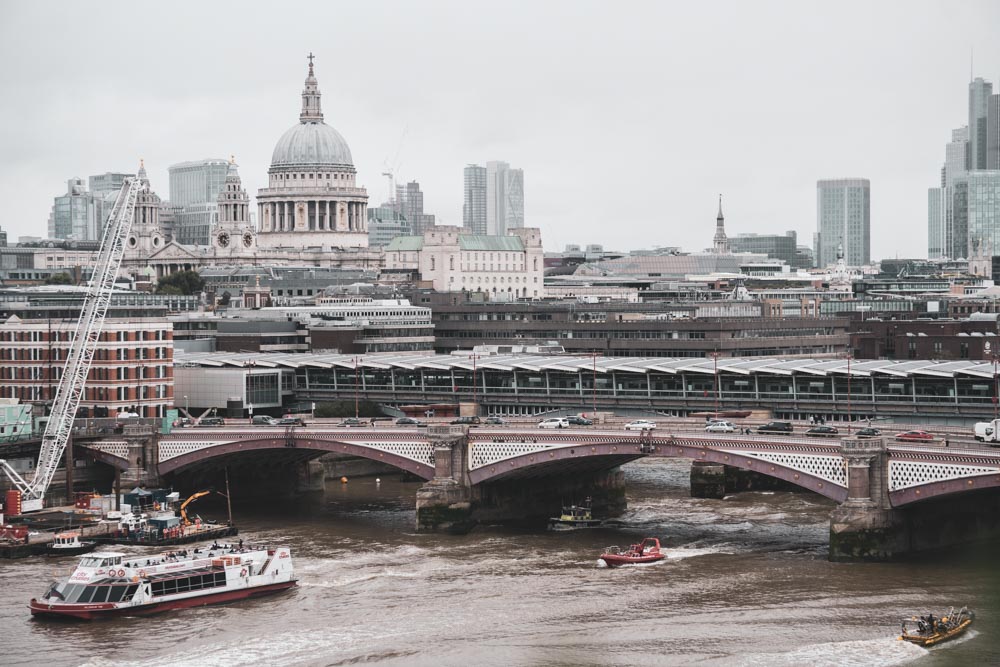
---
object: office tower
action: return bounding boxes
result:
[463,164,487,234]
[967,170,1000,256]
[395,181,435,235]
[485,161,524,236]
[816,179,870,267]
[945,127,969,185]
[928,188,946,258]
[168,158,230,245]
[89,172,131,199]
[969,78,994,171]
[988,94,1000,170]
[47,178,108,240]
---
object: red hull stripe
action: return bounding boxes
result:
[29,580,297,620]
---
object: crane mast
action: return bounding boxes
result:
[1,176,141,507]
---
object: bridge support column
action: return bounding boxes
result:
[121,426,159,488]
[829,438,906,562]
[415,426,474,533]
[690,461,726,499]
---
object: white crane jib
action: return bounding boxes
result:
[0,176,141,508]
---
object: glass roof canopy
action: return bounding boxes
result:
[175,351,1000,379]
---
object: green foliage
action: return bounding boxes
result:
[156,270,205,295]
[44,272,73,285]
[313,400,382,418]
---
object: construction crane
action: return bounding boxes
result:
[179,490,213,526]
[0,176,141,511]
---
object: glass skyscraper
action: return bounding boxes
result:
[967,171,1000,255]
[816,178,870,267]
[168,159,229,245]
[463,165,487,235]
[970,78,993,171]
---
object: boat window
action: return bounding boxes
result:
[76,586,96,604]
[108,585,128,603]
[62,584,82,602]
[150,581,165,596]
[122,584,138,602]
[175,577,191,593]
[79,557,101,567]
[91,586,110,603]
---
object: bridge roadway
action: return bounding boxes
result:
[75,425,1000,509]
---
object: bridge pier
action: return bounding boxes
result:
[122,425,159,488]
[415,426,475,533]
[829,438,907,562]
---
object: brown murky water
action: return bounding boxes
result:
[2,459,995,666]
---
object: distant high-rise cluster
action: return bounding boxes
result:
[47,172,133,241]
[395,181,435,235]
[464,161,523,236]
[928,76,1000,260]
[815,178,871,268]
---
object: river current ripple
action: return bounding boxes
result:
[1,458,995,666]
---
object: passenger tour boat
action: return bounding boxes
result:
[599,538,666,567]
[44,531,98,557]
[29,544,296,620]
[899,606,974,647]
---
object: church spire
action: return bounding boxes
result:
[300,52,324,124]
[713,194,729,253]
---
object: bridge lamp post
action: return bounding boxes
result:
[183,395,188,416]
[469,353,481,415]
[353,357,361,419]
[709,351,720,419]
[592,351,598,417]
[846,352,852,434]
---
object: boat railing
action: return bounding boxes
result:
[602,546,623,555]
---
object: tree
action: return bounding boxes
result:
[45,272,73,285]
[156,270,205,295]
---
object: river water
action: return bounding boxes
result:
[2,458,996,666]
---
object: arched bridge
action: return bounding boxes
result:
[78,427,1000,508]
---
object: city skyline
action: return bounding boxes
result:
[1,2,999,259]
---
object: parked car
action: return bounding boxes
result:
[484,416,507,425]
[450,416,481,426]
[251,415,279,426]
[757,421,793,434]
[177,417,194,428]
[566,415,594,426]
[895,430,935,442]
[855,427,882,438]
[538,417,570,429]
[624,419,657,431]
[395,417,426,426]
[704,420,736,433]
[805,425,839,438]
[197,417,225,427]
[276,417,307,427]
[337,418,366,427]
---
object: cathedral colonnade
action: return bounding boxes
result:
[258,200,367,233]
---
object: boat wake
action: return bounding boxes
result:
[736,637,927,667]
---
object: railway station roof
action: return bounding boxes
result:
[175,351,1000,379]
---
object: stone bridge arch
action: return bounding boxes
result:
[468,433,850,502]
[156,433,435,480]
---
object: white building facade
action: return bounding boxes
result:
[385,226,544,298]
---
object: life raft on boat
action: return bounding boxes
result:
[899,606,974,647]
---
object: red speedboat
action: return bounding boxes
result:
[599,538,666,567]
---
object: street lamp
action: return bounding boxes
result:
[592,351,598,417]
[245,359,256,424]
[846,352,852,434]
[709,351,720,419]
[353,356,361,419]
[469,353,481,415]
[183,395,188,416]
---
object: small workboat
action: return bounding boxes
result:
[44,532,98,557]
[899,606,974,647]
[548,499,602,530]
[599,538,666,567]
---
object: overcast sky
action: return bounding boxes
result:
[1,1,999,259]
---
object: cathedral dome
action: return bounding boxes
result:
[271,122,353,169]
